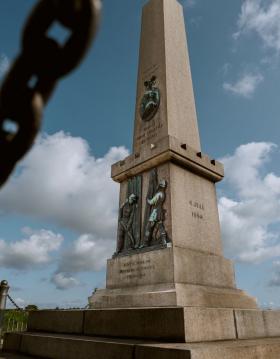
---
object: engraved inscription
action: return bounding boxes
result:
[119,259,155,280]
[189,200,205,220]
[136,120,163,146]
[143,64,160,76]
[192,212,203,220]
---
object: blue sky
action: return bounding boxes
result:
[1,0,280,309]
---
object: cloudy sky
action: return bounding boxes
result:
[1,0,280,309]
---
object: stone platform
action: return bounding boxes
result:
[3,333,280,359]
[89,246,258,311]
[3,309,280,358]
[0,356,34,359]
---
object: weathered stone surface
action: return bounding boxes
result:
[106,247,235,290]
[112,136,224,184]
[184,307,236,342]
[4,308,239,343]
[235,310,266,339]
[106,247,174,289]
[19,307,235,347]
[136,338,280,359]
[176,284,257,309]
[13,333,135,359]
[173,246,235,288]
[2,334,21,354]
[133,0,200,155]
[96,239,256,310]
[235,309,280,339]
[170,163,222,256]
[4,332,280,359]
[0,354,40,359]
[85,307,236,343]
[84,308,186,341]
[264,310,280,337]
[28,310,84,334]
[10,308,280,347]
[90,284,257,310]
[90,284,177,309]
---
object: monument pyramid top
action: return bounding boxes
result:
[133,0,201,154]
[112,0,223,184]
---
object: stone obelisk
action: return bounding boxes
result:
[133,0,201,154]
[89,0,257,313]
[4,1,280,357]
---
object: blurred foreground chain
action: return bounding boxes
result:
[0,0,101,188]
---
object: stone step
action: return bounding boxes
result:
[3,332,280,359]
[91,283,258,309]
[139,337,280,359]
[26,308,280,343]
[3,332,143,359]
[0,354,40,359]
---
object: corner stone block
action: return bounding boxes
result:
[135,345,191,359]
[235,310,280,339]
[84,308,185,341]
[2,333,22,353]
[173,246,236,288]
[263,310,280,337]
[19,333,135,359]
[184,307,236,342]
[27,310,84,334]
[136,338,280,359]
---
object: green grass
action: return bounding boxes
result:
[1,310,28,336]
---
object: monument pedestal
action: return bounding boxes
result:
[89,246,257,310]
[89,137,258,313]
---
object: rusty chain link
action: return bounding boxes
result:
[7,294,22,311]
[0,0,101,188]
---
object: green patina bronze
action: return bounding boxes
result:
[141,168,168,248]
[116,175,142,254]
[140,76,160,122]
[115,168,169,257]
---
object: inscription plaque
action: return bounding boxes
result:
[119,259,155,280]
[135,120,163,147]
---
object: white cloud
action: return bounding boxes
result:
[57,234,114,273]
[0,54,9,78]
[227,0,280,95]
[184,0,196,7]
[221,63,232,76]
[52,234,114,290]
[0,228,63,270]
[51,273,81,290]
[234,0,280,52]
[219,142,280,263]
[223,72,263,98]
[0,132,128,239]
[0,131,128,289]
[269,261,280,286]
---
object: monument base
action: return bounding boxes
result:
[4,335,280,359]
[89,283,257,310]
[89,247,257,311]
[3,309,280,358]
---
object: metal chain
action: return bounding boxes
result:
[7,294,22,311]
[0,0,101,188]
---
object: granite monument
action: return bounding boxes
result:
[4,0,280,357]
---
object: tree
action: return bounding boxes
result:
[25,304,38,311]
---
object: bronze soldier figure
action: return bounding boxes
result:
[143,179,168,246]
[116,194,138,254]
